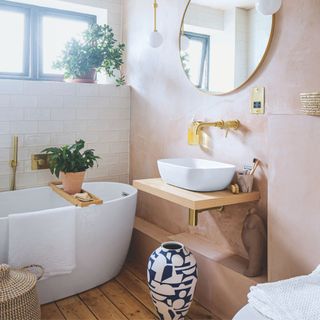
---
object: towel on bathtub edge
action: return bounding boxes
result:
[248,265,320,320]
[8,206,76,280]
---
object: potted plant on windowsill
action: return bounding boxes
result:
[42,140,100,195]
[53,24,125,85]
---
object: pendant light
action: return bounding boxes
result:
[149,0,163,48]
[256,0,282,15]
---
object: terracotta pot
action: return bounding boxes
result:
[59,171,85,195]
[66,69,97,84]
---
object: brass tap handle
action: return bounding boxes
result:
[37,159,45,166]
[223,120,240,138]
[224,120,240,130]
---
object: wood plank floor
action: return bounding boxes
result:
[41,260,219,320]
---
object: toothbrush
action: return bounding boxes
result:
[250,158,260,175]
[243,164,252,175]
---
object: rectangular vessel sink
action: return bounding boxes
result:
[157,158,236,192]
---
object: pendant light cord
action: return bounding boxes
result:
[153,0,158,32]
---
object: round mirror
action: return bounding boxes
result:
[180,0,274,95]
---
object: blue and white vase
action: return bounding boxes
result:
[147,241,198,320]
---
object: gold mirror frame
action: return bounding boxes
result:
[179,0,275,96]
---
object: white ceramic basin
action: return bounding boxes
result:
[157,158,236,192]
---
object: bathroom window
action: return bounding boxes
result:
[0,4,29,77]
[183,32,210,90]
[0,1,96,81]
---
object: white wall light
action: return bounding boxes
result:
[256,0,282,15]
[149,0,163,48]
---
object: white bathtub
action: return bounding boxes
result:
[0,182,137,304]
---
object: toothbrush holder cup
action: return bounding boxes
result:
[237,173,254,193]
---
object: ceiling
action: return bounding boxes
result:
[191,0,256,10]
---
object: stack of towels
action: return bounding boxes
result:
[248,266,320,320]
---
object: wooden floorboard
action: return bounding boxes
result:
[116,267,157,316]
[56,296,97,320]
[99,280,156,320]
[41,261,219,320]
[79,288,127,320]
[41,303,66,320]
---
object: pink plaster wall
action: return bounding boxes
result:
[268,115,320,280]
[123,0,320,281]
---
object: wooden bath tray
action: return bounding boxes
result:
[49,181,103,207]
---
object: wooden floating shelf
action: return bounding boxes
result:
[133,178,260,211]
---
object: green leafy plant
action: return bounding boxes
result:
[53,24,125,85]
[42,140,100,178]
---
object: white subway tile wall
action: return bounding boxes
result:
[0,80,130,191]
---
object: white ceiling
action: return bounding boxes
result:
[191,0,256,10]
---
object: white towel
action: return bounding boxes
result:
[8,206,76,279]
[248,266,320,320]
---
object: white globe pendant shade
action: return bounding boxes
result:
[180,34,190,51]
[256,0,282,15]
[149,31,163,48]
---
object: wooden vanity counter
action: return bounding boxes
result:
[133,178,260,211]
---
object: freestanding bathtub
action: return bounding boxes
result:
[0,182,137,304]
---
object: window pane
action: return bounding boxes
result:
[41,15,90,75]
[0,9,25,73]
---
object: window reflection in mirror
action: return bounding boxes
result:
[183,32,210,90]
[180,0,273,95]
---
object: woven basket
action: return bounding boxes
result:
[0,264,44,320]
[300,92,320,115]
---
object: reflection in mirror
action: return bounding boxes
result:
[180,0,273,95]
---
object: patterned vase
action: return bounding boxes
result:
[147,241,198,320]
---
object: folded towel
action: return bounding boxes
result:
[248,266,320,320]
[8,206,76,279]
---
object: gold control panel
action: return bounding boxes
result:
[250,87,265,114]
[31,154,50,170]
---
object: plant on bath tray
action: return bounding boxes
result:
[42,140,100,195]
[53,23,125,85]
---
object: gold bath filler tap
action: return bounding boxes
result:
[188,119,240,145]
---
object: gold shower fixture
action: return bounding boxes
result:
[10,136,18,191]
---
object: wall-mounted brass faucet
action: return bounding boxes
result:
[10,136,18,191]
[188,119,240,145]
